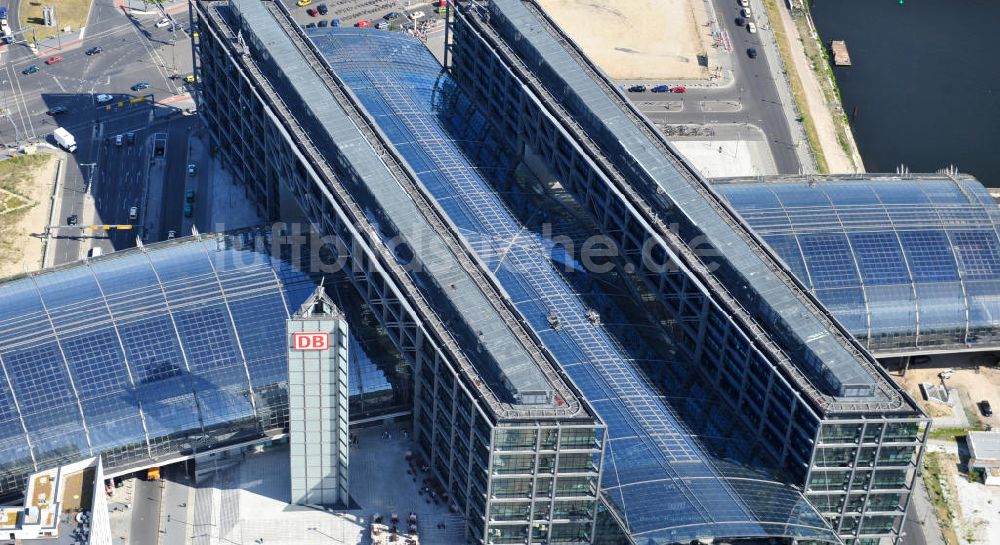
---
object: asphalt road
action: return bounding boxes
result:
[1,0,197,265]
[130,477,163,545]
[622,0,802,174]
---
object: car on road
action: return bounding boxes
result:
[306,22,316,27]
[188,163,197,176]
[167,230,177,240]
[296,0,312,6]
[385,11,401,19]
[356,19,372,28]
[185,190,196,203]
[651,84,670,93]
[375,20,388,29]
[155,17,171,28]
[671,85,687,93]
[85,46,103,55]
[409,10,425,19]
[88,247,103,258]
[67,214,79,226]
[747,47,758,58]
[47,106,68,115]
[183,203,193,218]
[184,74,197,84]
[747,21,757,33]
[96,94,114,103]
[318,19,328,27]
[126,132,136,144]
[317,3,328,14]
[741,7,752,18]
[627,84,646,92]
[739,0,749,6]
[22,65,39,75]
[45,55,63,65]
[115,134,124,146]
[307,7,317,16]
[131,82,151,91]
[129,206,138,221]
[981,400,994,417]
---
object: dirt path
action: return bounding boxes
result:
[774,3,863,173]
[0,153,57,280]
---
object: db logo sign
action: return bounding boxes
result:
[292,332,329,351]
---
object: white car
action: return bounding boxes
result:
[747,21,757,33]
[409,10,425,19]
[155,17,171,28]
[739,0,749,6]
[129,206,138,221]
[115,134,123,146]
[167,230,177,240]
[741,7,752,18]
[96,94,114,103]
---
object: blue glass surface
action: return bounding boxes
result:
[310,28,836,543]
[716,179,1000,353]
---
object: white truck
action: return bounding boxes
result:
[53,127,77,152]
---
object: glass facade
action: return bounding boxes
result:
[716,178,1000,355]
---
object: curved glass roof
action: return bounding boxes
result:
[310,28,838,543]
[0,234,320,494]
[715,176,1000,355]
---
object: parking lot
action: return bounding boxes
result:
[281,0,445,32]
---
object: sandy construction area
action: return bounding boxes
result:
[0,153,57,280]
[536,0,715,80]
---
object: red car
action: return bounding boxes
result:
[356,19,372,27]
[45,55,63,65]
[306,7,317,16]
[671,85,687,93]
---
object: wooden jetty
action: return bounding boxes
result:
[830,40,851,66]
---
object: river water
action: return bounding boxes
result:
[809,0,1000,185]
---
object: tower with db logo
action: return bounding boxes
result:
[286,286,350,507]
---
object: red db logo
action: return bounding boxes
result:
[293,332,329,351]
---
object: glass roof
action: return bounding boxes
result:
[0,233,383,495]
[309,28,839,543]
[716,177,1000,355]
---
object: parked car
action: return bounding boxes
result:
[332,18,341,27]
[184,74,197,84]
[747,47,758,58]
[155,17,171,28]
[747,21,757,33]
[47,106,68,115]
[96,94,114,103]
[409,10,425,19]
[375,20,388,29]
[115,134,124,146]
[296,0,311,6]
[22,65,39,75]
[356,19,372,28]
[981,400,994,417]
[167,230,177,240]
[129,206,138,221]
[318,19,328,27]
[385,11,401,19]
[85,46,103,55]
[306,22,316,27]
[45,55,63,65]
[741,7,752,18]
[307,7,317,16]
[317,3,328,14]
[131,82,151,91]
[126,132,136,144]
[183,203,193,217]
[671,85,687,93]
[735,17,745,26]
[739,0,749,6]
[651,84,670,93]
[185,190,196,203]
[627,84,647,92]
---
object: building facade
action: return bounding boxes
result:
[288,287,350,507]
[193,2,605,543]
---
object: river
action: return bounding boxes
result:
[809,0,1000,185]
